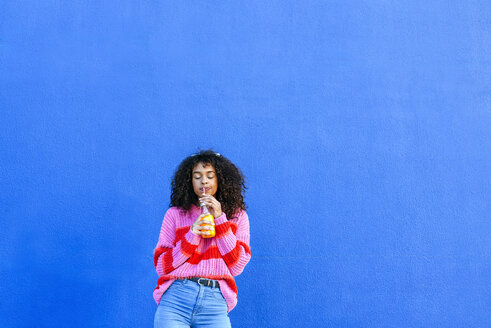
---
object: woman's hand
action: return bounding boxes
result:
[191,214,215,237]
[199,194,223,218]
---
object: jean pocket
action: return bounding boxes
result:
[211,289,227,304]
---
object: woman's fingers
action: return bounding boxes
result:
[199,195,218,205]
[195,227,213,236]
[192,226,213,235]
[199,219,213,225]
[199,195,222,217]
[191,213,215,236]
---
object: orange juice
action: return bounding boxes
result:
[200,214,215,238]
[200,187,215,238]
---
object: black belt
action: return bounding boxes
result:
[187,277,220,288]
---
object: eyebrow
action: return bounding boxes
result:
[193,170,215,174]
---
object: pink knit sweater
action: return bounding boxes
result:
[153,204,251,312]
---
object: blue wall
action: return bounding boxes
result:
[1,1,490,327]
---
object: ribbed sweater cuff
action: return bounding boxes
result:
[214,213,227,225]
[185,229,202,245]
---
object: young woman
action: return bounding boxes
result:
[153,150,251,328]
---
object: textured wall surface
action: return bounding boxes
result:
[1,1,490,327]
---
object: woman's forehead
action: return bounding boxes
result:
[193,162,215,172]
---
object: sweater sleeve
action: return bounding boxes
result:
[153,208,202,277]
[214,210,251,276]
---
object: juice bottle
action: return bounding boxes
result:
[200,188,215,238]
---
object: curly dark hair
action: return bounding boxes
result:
[170,150,247,219]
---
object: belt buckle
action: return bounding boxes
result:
[197,278,208,287]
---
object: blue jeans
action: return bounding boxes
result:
[154,279,231,328]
